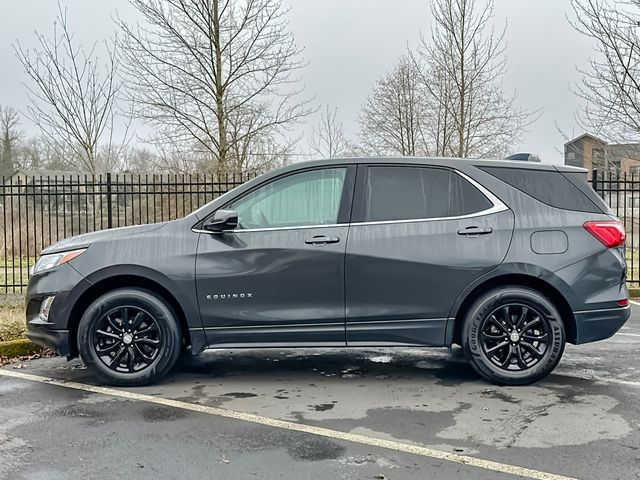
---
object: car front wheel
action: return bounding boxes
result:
[462,286,565,386]
[77,288,181,386]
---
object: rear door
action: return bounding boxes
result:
[345,164,515,346]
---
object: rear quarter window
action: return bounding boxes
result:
[479,166,604,214]
[562,171,613,215]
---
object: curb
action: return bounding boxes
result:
[0,339,44,358]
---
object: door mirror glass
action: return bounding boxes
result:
[203,209,238,232]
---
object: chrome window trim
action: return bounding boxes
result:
[192,223,348,234]
[349,203,507,227]
[192,168,508,234]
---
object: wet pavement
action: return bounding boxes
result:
[1,307,640,479]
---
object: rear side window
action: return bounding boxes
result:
[562,172,612,214]
[480,167,603,214]
[356,166,493,222]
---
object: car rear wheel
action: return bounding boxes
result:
[462,286,565,386]
[78,288,181,386]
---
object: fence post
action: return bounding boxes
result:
[106,172,113,229]
[592,169,599,195]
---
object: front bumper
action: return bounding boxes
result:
[26,318,71,356]
[25,263,90,358]
[573,305,630,344]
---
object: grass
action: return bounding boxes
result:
[0,293,26,342]
[626,248,640,287]
[0,302,26,342]
[0,294,49,364]
[0,339,43,359]
[0,257,34,293]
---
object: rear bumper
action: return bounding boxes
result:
[573,305,630,344]
[26,318,71,357]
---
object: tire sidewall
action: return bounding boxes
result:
[463,286,565,385]
[78,288,181,386]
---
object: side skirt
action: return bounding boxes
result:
[192,318,451,352]
[346,318,448,347]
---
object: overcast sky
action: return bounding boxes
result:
[0,0,596,165]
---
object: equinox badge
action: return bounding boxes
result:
[206,292,253,300]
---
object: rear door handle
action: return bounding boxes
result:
[305,235,340,245]
[457,226,493,237]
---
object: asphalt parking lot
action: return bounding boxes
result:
[2,308,640,480]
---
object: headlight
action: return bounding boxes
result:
[32,249,86,274]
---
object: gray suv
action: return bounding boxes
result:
[26,158,630,386]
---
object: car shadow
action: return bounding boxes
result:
[172,346,481,386]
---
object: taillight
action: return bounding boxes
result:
[583,220,625,248]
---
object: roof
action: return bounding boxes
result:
[287,156,586,173]
[7,169,142,179]
[9,168,81,178]
[605,143,640,159]
[565,133,607,146]
[505,153,532,161]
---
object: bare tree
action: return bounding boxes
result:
[408,49,458,157]
[225,102,297,173]
[416,0,538,158]
[119,146,160,173]
[14,4,127,174]
[358,55,431,156]
[14,137,47,171]
[570,0,640,143]
[117,0,311,175]
[308,106,348,159]
[0,105,21,177]
[308,106,347,159]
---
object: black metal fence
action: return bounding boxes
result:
[0,173,255,292]
[0,170,638,293]
[592,170,640,285]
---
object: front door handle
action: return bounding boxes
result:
[305,235,340,245]
[457,226,493,237]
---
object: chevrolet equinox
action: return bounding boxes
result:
[26,158,630,386]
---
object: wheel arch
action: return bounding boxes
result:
[66,267,200,358]
[449,273,577,346]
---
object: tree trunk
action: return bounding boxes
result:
[212,0,228,176]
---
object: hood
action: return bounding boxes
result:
[41,222,168,254]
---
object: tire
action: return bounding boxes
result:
[77,288,182,386]
[461,286,565,386]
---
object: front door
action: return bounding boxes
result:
[196,166,354,347]
[345,164,514,346]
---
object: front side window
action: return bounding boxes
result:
[360,166,493,222]
[229,168,346,229]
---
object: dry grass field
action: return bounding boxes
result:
[0,294,25,342]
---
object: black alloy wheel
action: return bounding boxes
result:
[462,286,565,386]
[479,303,550,371]
[93,306,162,373]
[78,288,182,386]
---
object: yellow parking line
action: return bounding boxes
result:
[0,369,576,480]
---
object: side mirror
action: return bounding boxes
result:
[203,209,238,233]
